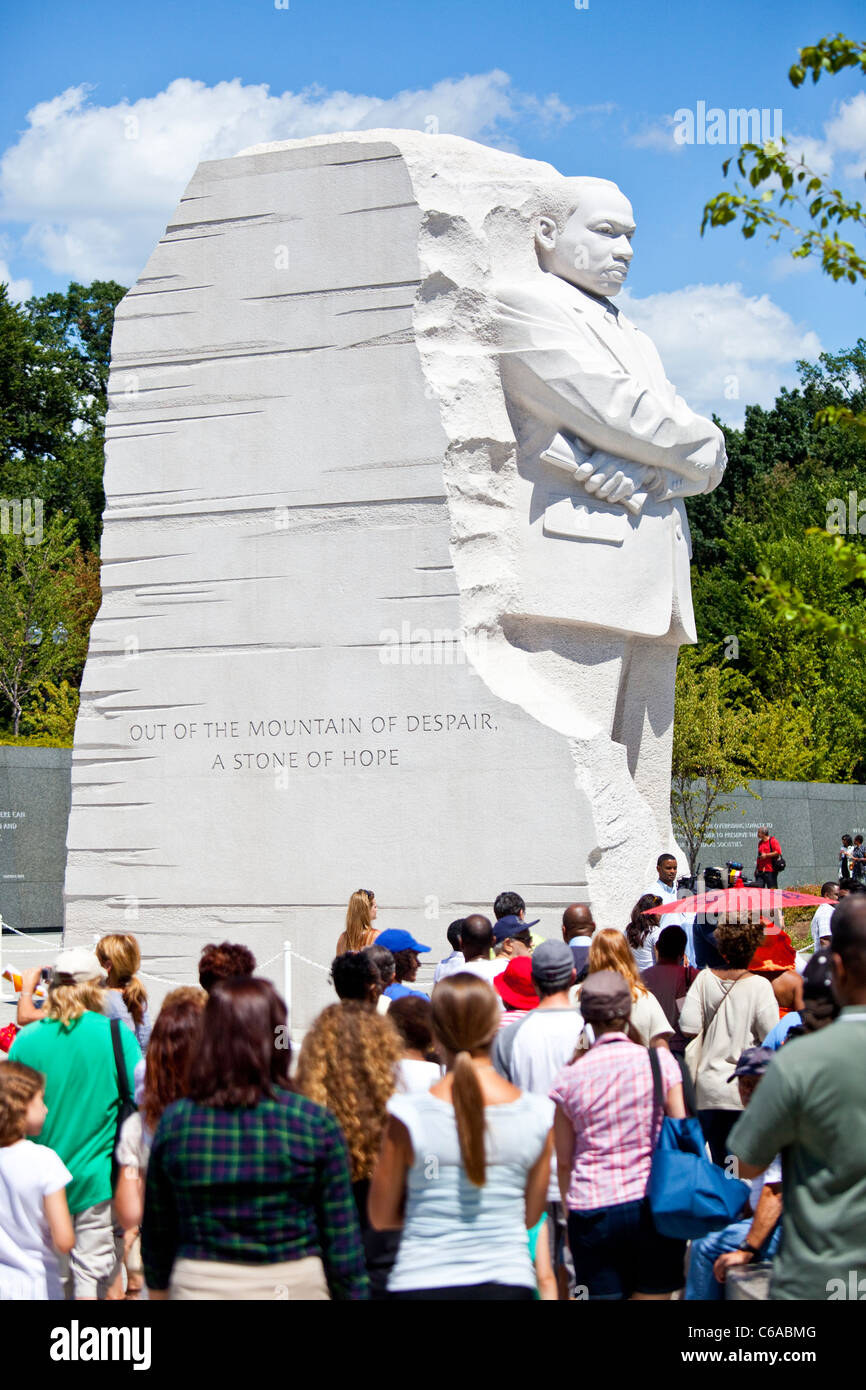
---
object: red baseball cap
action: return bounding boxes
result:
[494,955,539,1011]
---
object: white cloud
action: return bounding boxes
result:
[626,117,684,154]
[0,255,32,302]
[781,130,835,180]
[823,91,866,180]
[621,282,821,427]
[769,250,815,280]
[0,73,576,283]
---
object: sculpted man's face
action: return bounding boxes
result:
[539,187,635,298]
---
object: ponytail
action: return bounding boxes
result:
[451,1049,486,1187]
[431,974,500,1188]
[96,933,147,1027]
[122,975,148,1029]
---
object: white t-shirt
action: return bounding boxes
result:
[434,951,464,984]
[810,902,835,951]
[630,990,675,1046]
[0,1139,72,1300]
[645,879,696,962]
[679,971,780,1110]
[386,1089,554,1293]
[396,1058,442,1094]
[493,1007,585,1201]
[748,1156,783,1213]
[115,1111,154,1176]
[631,939,658,974]
[438,956,507,990]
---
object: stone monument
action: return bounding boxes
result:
[64,132,725,1025]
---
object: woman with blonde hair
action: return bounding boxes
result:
[97,934,152,1051]
[586,929,673,1049]
[336,889,379,955]
[296,999,402,1297]
[369,973,554,1299]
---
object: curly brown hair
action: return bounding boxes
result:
[198,941,256,993]
[296,1002,402,1181]
[715,921,766,969]
[0,1062,44,1147]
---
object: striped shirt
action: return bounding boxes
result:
[550,1034,681,1212]
[498,1008,532,1031]
[141,1092,369,1299]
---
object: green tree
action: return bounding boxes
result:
[0,517,92,736]
[0,279,127,551]
[19,680,80,746]
[698,34,866,673]
[671,653,755,873]
[0,285,79,476]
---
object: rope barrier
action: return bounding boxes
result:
[137,946,330,992]
[1,912,329,1022]
[1,920,60,947]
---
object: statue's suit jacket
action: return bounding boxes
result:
[493,274,726,642]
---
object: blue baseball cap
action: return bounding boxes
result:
[493,914,539,944]
[373,929,430,954]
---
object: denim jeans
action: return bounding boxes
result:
[685,1219,782,1300]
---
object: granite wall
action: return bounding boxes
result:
[696,778,866,887]
[0,746,72,933]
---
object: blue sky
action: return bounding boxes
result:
[2,0,864,424]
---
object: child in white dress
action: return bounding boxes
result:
[0,1062,75,1299]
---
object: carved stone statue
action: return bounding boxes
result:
[490,175,726,847]
[64,134,726,1025]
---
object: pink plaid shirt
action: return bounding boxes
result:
[550,1033,682,1212]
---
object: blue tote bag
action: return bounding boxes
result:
[647,1048,749,1240]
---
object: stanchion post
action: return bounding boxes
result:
[283,941,292,1035]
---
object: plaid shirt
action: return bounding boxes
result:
[550,1034,681,1212]
[141,1092,369,1299]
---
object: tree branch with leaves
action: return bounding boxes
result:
[702,35,866,285]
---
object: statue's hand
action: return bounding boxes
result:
[574,454,648,508]
[574,460,635,505]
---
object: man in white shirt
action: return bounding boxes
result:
[492,940,583,1298]
[646,852,695,965]
[437,914,507,986]
[810,882,839,952]
[433,919,466,984]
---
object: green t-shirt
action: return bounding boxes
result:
[9,1011,141,1215]
[728,1006,866,1300]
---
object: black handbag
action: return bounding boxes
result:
[110,1017,137,1189]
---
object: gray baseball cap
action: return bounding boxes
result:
[579,970,633,1022]
[531,940,575,990]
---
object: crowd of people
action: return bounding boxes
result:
[1,861,865,1303]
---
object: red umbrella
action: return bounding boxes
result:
[645,887,827,918]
